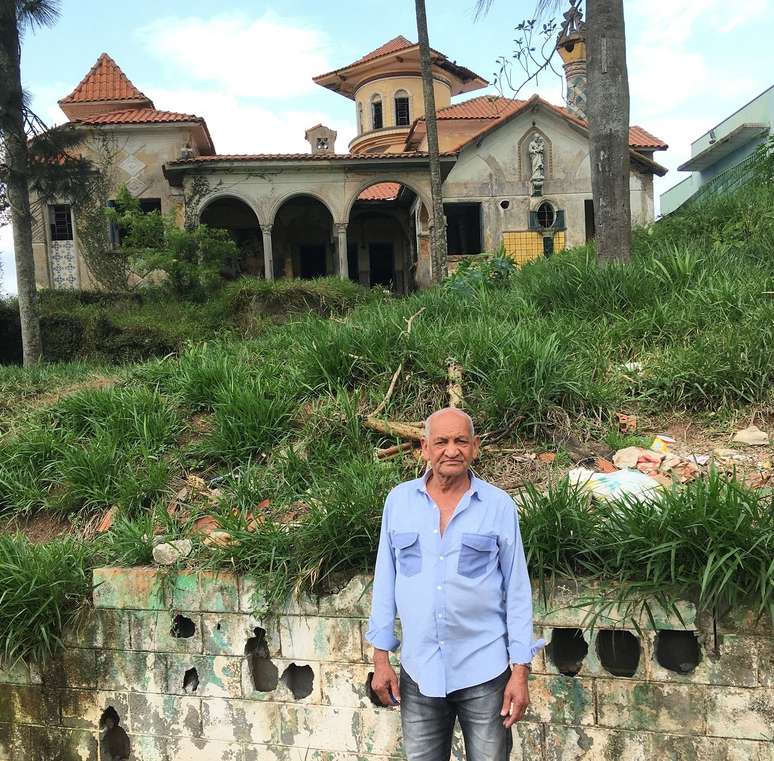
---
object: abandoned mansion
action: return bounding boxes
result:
[33,17,667,293]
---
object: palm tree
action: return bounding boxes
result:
[476,0,632,263]
[0,1,61,365]
[415,0,448,282]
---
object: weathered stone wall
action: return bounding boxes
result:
[0,567,772,760]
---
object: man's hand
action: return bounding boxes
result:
[500,665,530,728]
[371,650,401,707]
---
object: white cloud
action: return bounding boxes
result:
[0,225,16,296]
[147,87,355,154]
[139,12,332,99]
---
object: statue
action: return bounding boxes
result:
[528,133,545,196]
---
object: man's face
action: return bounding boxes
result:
[421,411,480,479]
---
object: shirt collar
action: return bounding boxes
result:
[417,469,482,501]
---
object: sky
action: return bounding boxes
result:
[1,0,771,295]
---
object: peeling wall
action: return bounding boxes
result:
[0,567,772,761]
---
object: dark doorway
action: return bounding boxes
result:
[444,203,482,254]
[299,245,327,279]
[584,199,596,242]
[369,243,394,287]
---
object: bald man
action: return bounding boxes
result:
[366,408,543,761]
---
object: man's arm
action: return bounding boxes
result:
[365,498,401,706]
[498,499,544,727]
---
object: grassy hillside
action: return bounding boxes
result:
[1,181,773,664]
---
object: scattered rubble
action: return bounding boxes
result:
[732,424,769,446]
[152,539,192,565]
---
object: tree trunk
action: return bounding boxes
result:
[415,0,448,282]
[586,0,631,264]
[0,3,43,364]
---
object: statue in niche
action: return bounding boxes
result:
[528,133,545,196]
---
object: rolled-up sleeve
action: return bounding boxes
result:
[365,498,400,652]
[499,500,545,664]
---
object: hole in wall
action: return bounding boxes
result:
[171,614,196,639]
[548,627,588,677]
[281,663,314,699]
[99,706,131,761]
[655,630,702,674]
[596,630,641,677]
[216,622,222,631]
[365,672,383,707]
[245,626,279,692]
[500,199,510,210]
[183,667,199,693]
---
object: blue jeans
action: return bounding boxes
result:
[400,668,513,761]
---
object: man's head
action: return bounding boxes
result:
[421,408,480,479]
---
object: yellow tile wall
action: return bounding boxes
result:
[502,231,565,266]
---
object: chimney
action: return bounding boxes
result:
[556,0,587,121]
[304,124,337,155]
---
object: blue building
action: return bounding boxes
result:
[660,84,774,215]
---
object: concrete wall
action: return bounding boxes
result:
[1,567,772,761]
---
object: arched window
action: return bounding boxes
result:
[536,201,555,228]
[394,90,410,126]
[371,94,383,130]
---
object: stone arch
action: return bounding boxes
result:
[197,190,261,225]
[271,193,336,280]
[518,126,553,181]
[344,179,430,223]
[198,193,263,277]
[268,191,338,227]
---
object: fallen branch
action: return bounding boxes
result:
[370,307,425,418]
[447,361,463,408]
[372,362,403,418]
[376,442,414,460]
[364,417,424,442]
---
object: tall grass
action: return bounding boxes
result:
[0,535,92,666]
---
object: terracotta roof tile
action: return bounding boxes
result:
[169,151,454,164]
[78,108,203,125]
[357,182,402,201]
[355,36,414,65]
[423,95,668,151]
[59,53,151,104]
[627,125,669,150]
[435,96,526,120]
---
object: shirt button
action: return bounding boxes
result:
[437,613,443,618]
[440,640,445,645]
[437,586,442,591]
[439,555,444,560]
[433,529,438,534]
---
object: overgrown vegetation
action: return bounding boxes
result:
[1,176,773,664]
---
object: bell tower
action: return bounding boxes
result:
[556,0,587,121]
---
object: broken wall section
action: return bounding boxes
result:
[0,568,772,760]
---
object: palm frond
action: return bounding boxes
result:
[475,0,566,22]
[16,0,60,31]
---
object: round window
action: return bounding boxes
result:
[536,202,555,228]
[500,199,510,210]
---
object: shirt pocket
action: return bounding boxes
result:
[392,531,422,577]
[458,533,497,579]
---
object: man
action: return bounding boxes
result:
[366,407,543,760]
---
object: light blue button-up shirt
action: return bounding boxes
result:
[366,471,544,698]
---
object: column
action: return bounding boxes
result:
[335,222,349,279]
[260,224,274,282]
